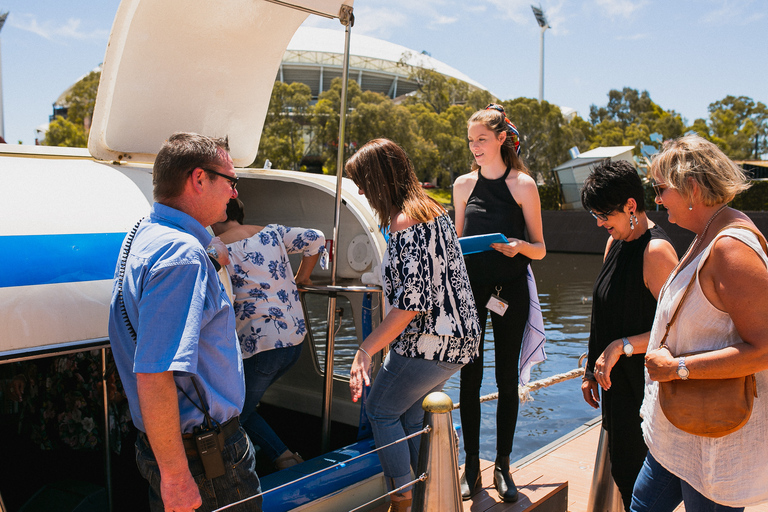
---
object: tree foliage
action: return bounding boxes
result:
[704,96,768,160]
[42,70,101,148]
[254,81,312,170]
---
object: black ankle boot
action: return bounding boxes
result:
[493,455,519,503]
[460,453,481,501]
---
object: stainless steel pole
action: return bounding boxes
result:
[321,5,354,453]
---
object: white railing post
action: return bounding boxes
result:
[412,392,462,512]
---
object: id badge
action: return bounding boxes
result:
[486,294,508,316]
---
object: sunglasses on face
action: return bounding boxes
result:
[651,179,667,197]
[203,168,239,191]
[590,210,610,222]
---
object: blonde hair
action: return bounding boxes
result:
[344,139,446,228]
[651,134,750,206]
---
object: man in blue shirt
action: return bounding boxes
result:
[109,132,262,512]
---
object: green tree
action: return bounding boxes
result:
[43,117,89,147]
[42,70,100,148]
[706,95,768,160]
[255,81,313,170]
[588,87,685,153]
[503,98,590,184]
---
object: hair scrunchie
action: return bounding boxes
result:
[485,103,521,156]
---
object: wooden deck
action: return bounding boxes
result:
[374,417,768,512]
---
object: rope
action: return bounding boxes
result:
[453,356,587,409]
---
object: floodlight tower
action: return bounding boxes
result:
[0,11,7,141]
[531,4,549,103]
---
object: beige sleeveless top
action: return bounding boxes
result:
[640,227,768,507]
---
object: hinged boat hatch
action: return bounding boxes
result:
[89,0,353,167]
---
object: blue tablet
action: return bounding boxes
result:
[458,233,509,255]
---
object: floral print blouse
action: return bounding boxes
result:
[225,224,327,358]
[384,213,480,363]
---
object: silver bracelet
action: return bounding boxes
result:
[357,347,372,360]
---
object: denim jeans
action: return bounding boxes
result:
[630,452,744,512]
[241,344,303,461]
[366,350,463,491]
[136,426,262,512]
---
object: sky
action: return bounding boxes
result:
[0,0,766,145]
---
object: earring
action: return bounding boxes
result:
[629,212,637,230]
[689,204,693,211]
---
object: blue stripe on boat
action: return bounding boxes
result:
[0,233,126,287]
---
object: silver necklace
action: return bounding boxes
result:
[660,203,729,300]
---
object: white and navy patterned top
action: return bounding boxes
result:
[384,213,481,363]
[225,224,327,358]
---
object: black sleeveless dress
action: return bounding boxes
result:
[459,167,532,457]
[587,224,673,510]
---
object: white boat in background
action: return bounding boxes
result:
[0,1,399,510]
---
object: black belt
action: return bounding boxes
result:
[182,416,240,458]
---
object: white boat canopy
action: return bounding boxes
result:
[89,0,353,167]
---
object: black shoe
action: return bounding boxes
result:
[494,455,519,503]
[460,454,481,501]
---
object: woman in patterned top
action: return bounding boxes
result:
[212,198,327,471]
[346,139,481,512]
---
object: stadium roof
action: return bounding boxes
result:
[279,26,490,99]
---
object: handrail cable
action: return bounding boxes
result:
[214,426,431,511]
[348,472,428,512]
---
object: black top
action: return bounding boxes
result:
[462,167,531,285]
[587,224,673,427]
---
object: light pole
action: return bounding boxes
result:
[0,11,8,141]
[531,5,549,103]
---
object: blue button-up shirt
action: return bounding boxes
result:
[108,203,244,433]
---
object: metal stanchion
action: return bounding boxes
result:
[412,392,462,512]
[586,427,623,512]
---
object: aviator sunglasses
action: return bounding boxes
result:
[650,179,667,197]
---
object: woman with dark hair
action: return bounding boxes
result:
[212,198,327,471]
[580,159,678,511]
[347,139,480,512]
[632,135,768,511]
[452,104,546,502]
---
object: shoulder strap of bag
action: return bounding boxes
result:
[659,223,768,352]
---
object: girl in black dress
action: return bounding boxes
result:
[453,104,546,502]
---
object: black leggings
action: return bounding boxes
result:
[459,274,529,457]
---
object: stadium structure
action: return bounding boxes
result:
[280,26,489,100]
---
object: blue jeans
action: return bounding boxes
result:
[136,427,262,512]
[366,350,463,491]
[630,453,744,512]
[241,344,303,461]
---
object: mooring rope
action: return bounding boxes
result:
[453,353,588,409]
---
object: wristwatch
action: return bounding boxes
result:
[676,357,690,380]
[622,337,633,357]
[206,245,219,260]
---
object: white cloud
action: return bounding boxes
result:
[485,0,533,25]
[9,13,109,42]
[699,0,766,25]
[593,0,647,19]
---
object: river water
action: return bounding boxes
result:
[308,251,605,464]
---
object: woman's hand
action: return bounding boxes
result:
[349,349,372,403]
[594,340,623,390]
[491,239,524,258]
[581,379,600,409]
[645,346,678,382]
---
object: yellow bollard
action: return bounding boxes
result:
[412,392,462,512]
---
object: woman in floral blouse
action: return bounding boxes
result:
[346,139,481,512]
[212,198,327,471]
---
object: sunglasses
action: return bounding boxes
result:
[589,210,610,222]
[203,168,239,191]
[650,179,667,197]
